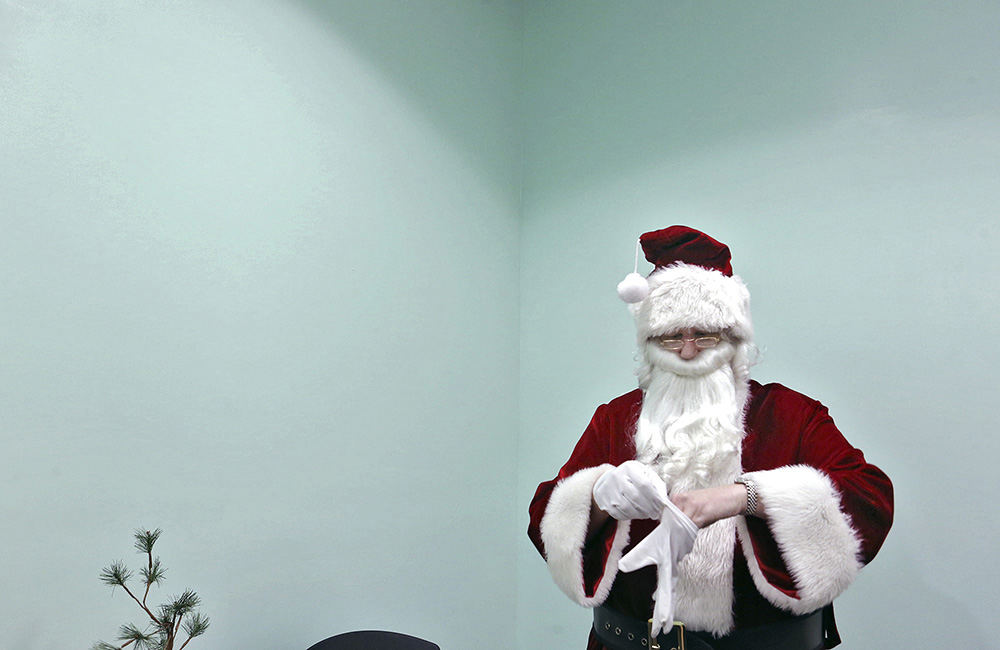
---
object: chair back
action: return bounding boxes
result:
[306,630,439,650]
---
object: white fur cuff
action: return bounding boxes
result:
[539,464,631,607]
[737,465,862,614]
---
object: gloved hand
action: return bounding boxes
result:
[618,499,699,638]
[592,460,669,521]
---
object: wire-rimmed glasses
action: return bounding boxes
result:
[651,332,723,351]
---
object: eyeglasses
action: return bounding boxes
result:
[651,333,723,351]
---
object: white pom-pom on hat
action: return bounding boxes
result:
[618,238,650,303]
[617,272,649,303]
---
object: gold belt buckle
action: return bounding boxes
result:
[647,620,684,650]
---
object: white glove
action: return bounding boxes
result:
[617,499,699,638]
[592,460,669,521]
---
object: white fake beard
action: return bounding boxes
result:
[634,340,745,492]
[634,340,749,634]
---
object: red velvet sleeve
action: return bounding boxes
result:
[527,404,609,553]
[740,384,894,603]
[527,404,619,598]
[527,392,642,601]
[795,401,894,563]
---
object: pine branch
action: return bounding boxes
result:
[170,590,201,615]
[175,611,210,650]
[99,528,208,650]
[100,560,133,588]
[153,604,175,635]
[117,623,155,650]
[135,528,162,605]
[141,558,166,605]
[99,559,159,625]
[119,579,162,627]
[134,528,163,555]
[183,613,210,638]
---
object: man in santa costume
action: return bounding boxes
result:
[527,226,893,650]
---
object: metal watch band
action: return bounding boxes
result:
[736,475,758,517]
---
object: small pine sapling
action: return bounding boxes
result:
[93,528,210,650]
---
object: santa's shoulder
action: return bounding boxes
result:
[747,380,827,416]
[605,388,643,408]
[595,388,644,421]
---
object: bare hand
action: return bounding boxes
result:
[670,483,751,528]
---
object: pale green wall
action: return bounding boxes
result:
[4,2,999,650]
[1,1,520,648]
[518,2,999,649]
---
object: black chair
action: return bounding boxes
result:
[306,630,439,650]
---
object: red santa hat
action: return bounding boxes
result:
[619,226,753,343]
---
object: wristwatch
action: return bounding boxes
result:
[735,475,758,517]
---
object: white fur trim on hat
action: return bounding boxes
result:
[632,263,753,343]
[539,465,631,607]
[736,465,863,614]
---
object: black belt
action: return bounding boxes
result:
[593,605,826,650]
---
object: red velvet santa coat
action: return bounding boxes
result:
[528,380,893,648]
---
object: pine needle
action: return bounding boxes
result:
[100,560,133,588]
[141,558,166,586]
[133,528,163,555]
[183,612,210,638]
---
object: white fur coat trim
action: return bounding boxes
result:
[673,517,736,635]
[736,465,862,614]
[539,464,630,607]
